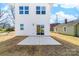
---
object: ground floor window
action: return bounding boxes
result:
[63,26,67,32]
[20,24,24,30]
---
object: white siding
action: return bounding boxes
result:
[15,3,50,36]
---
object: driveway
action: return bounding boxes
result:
[17,36,61,45]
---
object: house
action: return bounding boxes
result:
[50,23,59,31]
[54,19,79,37]
[15,3,51,36]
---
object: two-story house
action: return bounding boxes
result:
[15,3,51,36]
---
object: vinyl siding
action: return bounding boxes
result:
[54,25,75,36]
[77,24,79,36]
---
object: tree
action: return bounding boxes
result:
[8,4,15,25]
[0,8,9,29]
[0,9,5,19]
[0,3,15,30]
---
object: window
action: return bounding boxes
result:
[36,6,46,14]
[25,11,29,14]
[19,6,24,14]
[41,7,46,14]
[19,6,29,14]
[37,25,44,35]
[19,6,24,10]
[36,6,40,14]
[63,27,67,32]
[42,11,46,14]
[20,24,24,30]
[25,6,29,14]
[19,11,24,14]
[25,6,29,10]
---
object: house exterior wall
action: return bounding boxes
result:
[15,3,51,36]
[54,25,75,36]
[77,24,79,36]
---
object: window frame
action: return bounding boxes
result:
[25,6,29,14]
[19,6,29,14]
[20,24,24,30]
[19,6,24,10]
[63,26,67,32]
[36,6,40,14]
[36,6,46,15]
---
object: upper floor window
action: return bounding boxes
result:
[36,6,46,14]
[19,6,29,14]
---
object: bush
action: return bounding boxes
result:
[6,27,14,32]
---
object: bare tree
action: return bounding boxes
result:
[0,4,15,30]
[0,8,8,29]
[8,4,15,25]
[0,9,5,19]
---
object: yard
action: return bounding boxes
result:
[0,31,79,56]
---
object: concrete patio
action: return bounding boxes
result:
[17,36,61,45]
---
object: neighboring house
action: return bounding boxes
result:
[15,3,51,36]
[54,19,79,37]
[50,23,59,31]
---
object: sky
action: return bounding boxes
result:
[0,3,8,10]
[0,3,79,24]
[50,4,79,23]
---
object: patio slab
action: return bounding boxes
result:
[17,36,61,45]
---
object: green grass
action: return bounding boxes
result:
[0,29,7,33]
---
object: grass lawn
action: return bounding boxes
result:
[51,32,79,46]
[0,28,8,33]
[0,32,79,56]
[0,32,15,42]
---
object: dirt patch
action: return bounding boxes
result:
[0,32,79,56]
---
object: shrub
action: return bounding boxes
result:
[6,27,14,32]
